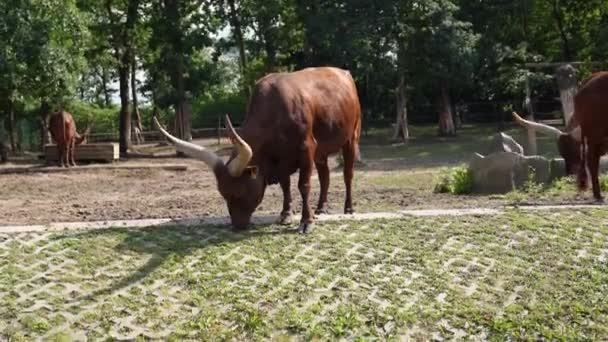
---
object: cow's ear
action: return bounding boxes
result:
[245,166,258,179]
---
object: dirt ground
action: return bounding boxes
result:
[0,132,592,226]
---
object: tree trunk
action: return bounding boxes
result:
[165,0,191,151]
[131,55,144,144]
[174,55,192,144]
[264,39,277,72]
[523,76,537,155]
[555,64,577,125]
[116,0,140,155]
[392,75,409,142]
[438,80,455,136]
[228,0,247,76]
[39,101,51,151]
[101,65,111,107]
[7,100,18,152]
[118,63,131,155]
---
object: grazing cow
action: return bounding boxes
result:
[155,67,362,233]
[49,111,91,167]
[512,71,608,201]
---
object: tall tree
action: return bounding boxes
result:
[1,0,89,151]
[146,0,215,144]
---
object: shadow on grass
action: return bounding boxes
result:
[52,218,296,304]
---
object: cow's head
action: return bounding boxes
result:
[154,115,265,230]
[75,122,93,145]
[512,112,582,175]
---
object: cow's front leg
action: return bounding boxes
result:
[298,141,316,234]
[315,157,330,215]
[278,174,293,224]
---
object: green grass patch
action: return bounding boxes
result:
[1,211,607,340]
[434,165,474,194]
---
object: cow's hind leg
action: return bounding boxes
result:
[70,138,77,167]
[315,157,330,215]
[58,143,67,167]
[278,174,293,225]
[297,139,316,234]
[587,143,603,202]
[342,141,356,214]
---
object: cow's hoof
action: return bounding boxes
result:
[594,196,604,204]
[278,212,293,225]
[344,207,355,215]
[298,222,314,234]
[315,207,329,215]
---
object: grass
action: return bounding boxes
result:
[1,210,607,340]
[359,124,561,163]
[505,174,608,204]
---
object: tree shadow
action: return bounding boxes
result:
[51,219,295,304]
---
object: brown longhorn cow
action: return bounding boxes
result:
[155,67,362,233]
[512,71,608,201]
[49,111,91,167]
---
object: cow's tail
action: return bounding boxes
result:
[354,112,362,162]
[60,112,67,145]
[577,135,588,190]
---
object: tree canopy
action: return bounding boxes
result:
[2,0,608,150]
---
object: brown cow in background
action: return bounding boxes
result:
[49,111,91,167]
[513,71,608,202]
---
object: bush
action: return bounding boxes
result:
[192,92,248,128]
[434,166,474,195]
[68,101,119,134]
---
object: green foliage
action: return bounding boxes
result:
[3,0,608,151]
[68,101,119,134]
[434,165,474,195]
[193,91,248,127]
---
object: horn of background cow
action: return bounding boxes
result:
[224,114,252,177]
[512,112,563,138]
[153,117,223,170]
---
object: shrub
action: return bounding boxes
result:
[434,166,474,195]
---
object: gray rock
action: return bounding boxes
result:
[469,152,552,194]
[486,132,524,155]
[550,157,608,181]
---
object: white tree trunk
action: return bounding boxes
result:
[555,64,577,125]
[524,77,537,155]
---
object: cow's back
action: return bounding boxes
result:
[243,67,361,163]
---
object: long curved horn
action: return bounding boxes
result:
[512,112,564,138]
[224,114,252,177]
[83,120,93,137]
[153,117,223,170]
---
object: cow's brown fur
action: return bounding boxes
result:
[48,111,88,167]
[574,72,608,201]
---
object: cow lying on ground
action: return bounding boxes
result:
[155,67,362,233]
[49,111,91,167]
[512,71,608,201]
